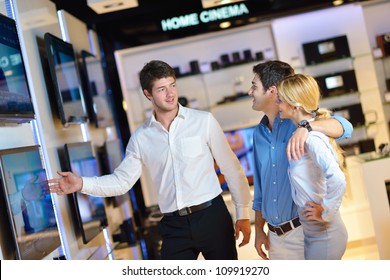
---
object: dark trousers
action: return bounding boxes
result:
[158,195,237,260]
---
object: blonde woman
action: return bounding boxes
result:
[277,73,348,260]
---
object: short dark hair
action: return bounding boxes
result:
[139,60,176,93]
[252,60,294,90]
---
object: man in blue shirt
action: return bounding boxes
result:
[249,60,353,259]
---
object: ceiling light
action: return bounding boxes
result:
[202,0,246,9]
[87,0,139,14]
[219,21,231,29]
[332,0,344,6]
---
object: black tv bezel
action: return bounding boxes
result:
[61,141,108,244]
[79,49,114,128]
[302,35,351,66]
[315,69,359,97]
[0,145,61,259]
[0,13,35,124]
[43,32,88,127]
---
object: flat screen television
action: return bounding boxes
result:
[60,141,108,244]
[333,103,366,128]
[79,50,114,128]
[315,69,358,97]
[302,35,351,65]
[0,13,35,124]
[98,139,128,207]
[216,125,255,191]
[0,145,61,259]
[43,32,87,127]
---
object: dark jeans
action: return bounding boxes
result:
[158,195,237,260]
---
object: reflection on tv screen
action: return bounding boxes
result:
[0,146,61,259]
[70,158,107,225]
[216,126,255,191]
[64,142,108,244]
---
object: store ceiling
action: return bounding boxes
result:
[50,0,375,48]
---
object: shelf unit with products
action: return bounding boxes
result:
[373,56,390,102]
[296,35,382,155]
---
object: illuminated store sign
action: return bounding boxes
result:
[161,3,249,31]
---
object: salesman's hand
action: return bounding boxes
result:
[48,171,83,196]
[235,219,251,247]
[287,127,308,161]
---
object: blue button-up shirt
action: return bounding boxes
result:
[252,113,352,226]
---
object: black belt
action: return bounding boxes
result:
[268,217,301,236]
[164,197,215,217]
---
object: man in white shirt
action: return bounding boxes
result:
[48,60,252,260]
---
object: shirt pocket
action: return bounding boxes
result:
[181,136,202,158]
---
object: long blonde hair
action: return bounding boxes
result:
[278,74,345,173]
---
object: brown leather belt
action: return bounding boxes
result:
[268,217,301,236]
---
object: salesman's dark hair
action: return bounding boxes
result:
[139,60,176,93]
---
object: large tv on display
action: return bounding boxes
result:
[79,50,114,128]
[215,125,255,191]
[0,13,34,124]
[98,139,128,207]
[43,32,87,127]
[60,141,108,244]
[0,145,61,259]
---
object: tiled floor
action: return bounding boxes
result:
[236,225,381,260]
[112,228,381,260]
[342,237,379,260]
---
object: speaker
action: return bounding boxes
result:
[386,78,390,92]
[377,33,390,57]
[189,60,200,74]
[220,54,231,67]
[243,49,253,62]
[315,69,358,97]
[303,35,351,65]
[211,61,220,71]
[232,52,241,64]
[255,51,264,61]
[359,138,376,154]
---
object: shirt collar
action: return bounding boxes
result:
[260,113,283,127]
[146,104,186,127]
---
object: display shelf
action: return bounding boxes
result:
[319,92,360,109]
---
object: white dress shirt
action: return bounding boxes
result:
[82,105,251,219]
[288,131,346,222]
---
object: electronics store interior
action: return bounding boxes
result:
[0,0,390,260]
